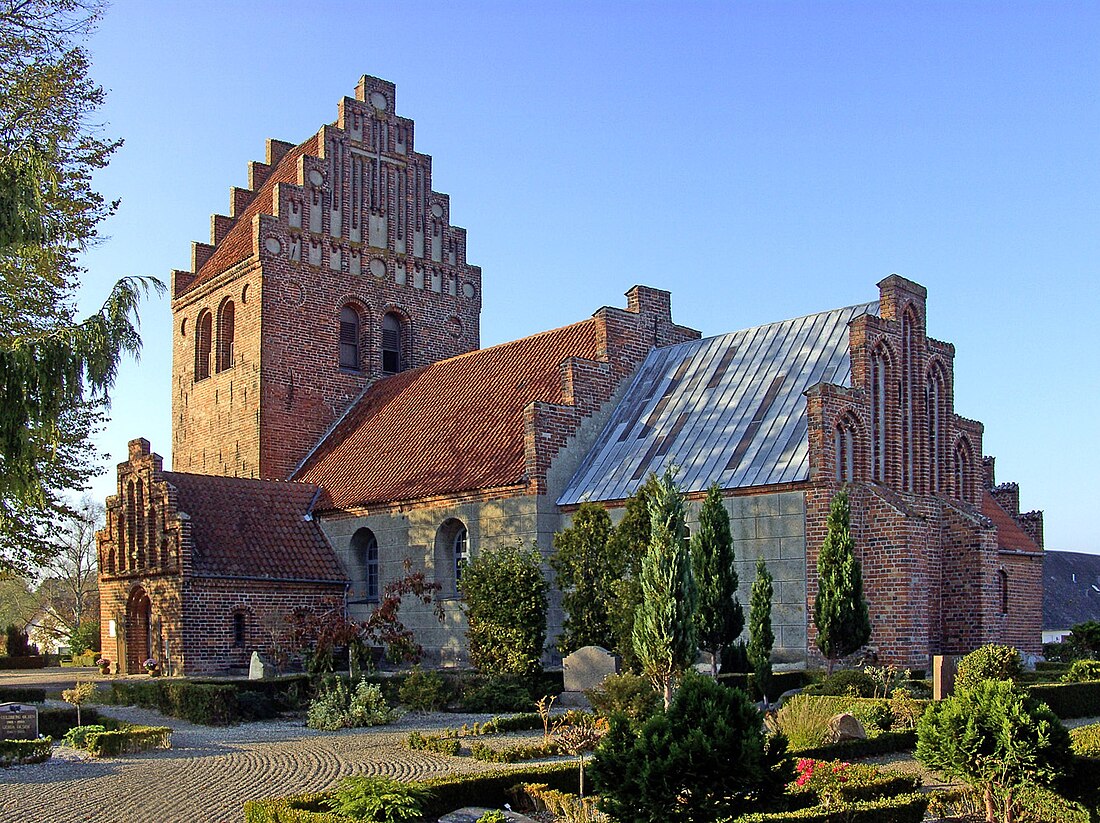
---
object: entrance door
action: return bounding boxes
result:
[125,587,152,674]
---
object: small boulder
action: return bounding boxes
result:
[827,712,866,742]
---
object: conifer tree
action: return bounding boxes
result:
[550,502,617,653]
[691,483,743,677]
[812,488,871,674]
[605,473,661,671]
[747,556,775,703]
[633,469,696,708]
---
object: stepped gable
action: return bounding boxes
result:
[294,319,603,510]
[558,301,878,505]
[164,471,345,582]
[174,75,478,299]
[982,491,1042,553]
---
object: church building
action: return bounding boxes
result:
[97,76,1044,675]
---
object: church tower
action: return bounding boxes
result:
[170,77,482,480]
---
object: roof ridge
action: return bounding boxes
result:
[701,300,880,343]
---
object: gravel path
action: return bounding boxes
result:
[0,705,557,823]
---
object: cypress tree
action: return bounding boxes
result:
[633,469,697,708]
[747,557,775,704]
[812,488,871,674]
[691,483,743,677]
[605,473,661,671]
[550,502,617,653]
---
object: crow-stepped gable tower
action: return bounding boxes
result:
[171,76,482,481]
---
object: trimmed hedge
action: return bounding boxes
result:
[191,674,312,710]
[406,731,461,756]
[243,763,579,822]
[1028,681,1100,719]
[85,725,171,757]
[38,706,107,738]
[469,738,561,762]
[0,686,46,703]
[0,736,52,767]
[732,792,928,823]
[1071,723,1100,757]
[717,670,815,701]
[792,730,917,761]
[107,680,239,725]
[0,655,50,670]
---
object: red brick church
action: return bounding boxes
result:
[97,76,1044,675]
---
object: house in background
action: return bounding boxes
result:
[97,76,1046,675]
[1042,550,1100,643]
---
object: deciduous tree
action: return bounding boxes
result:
[690,483,742,677]
[633,469,696,708]
[812,488,871,673]
[33,495,101,648]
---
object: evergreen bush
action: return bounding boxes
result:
[954,643,1022,692]
[322,776,430,822]
[584,672,660,722]
[803,669,877,697]
[398,666,450,711]
[0,737,51,767]
[458,676,532,712]
[1062,659,1100,683]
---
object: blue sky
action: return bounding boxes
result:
[78,1,1099,551]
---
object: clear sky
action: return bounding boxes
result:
[76,1,1099,552]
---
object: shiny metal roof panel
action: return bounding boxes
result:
[557,301,879,505]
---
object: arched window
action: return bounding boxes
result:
[147,506,158,567]
[998,569,1009,615]
[216,300,235,372]
[925,364,947,493]
[232,610,247,647]
[106,546,115,576]
[125,479,136,570]
[382,312,403,375]
[870,344,890,483]
[435,518,469,594]
[953,437,973,504]
[351,527,379,601]
[339,306,360,370]
[834,413,858,483]
[900,307,920,492]
[135,480,146,569]
[195,309,213,381]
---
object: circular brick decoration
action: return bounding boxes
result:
[462,282,475,299]
[369,91,387,111]
[308,169,324,186]
[431,203,443,218]
[447,316,463,339]
[285,282,304,306]
[369,258,386,278]
[264,237,282,255]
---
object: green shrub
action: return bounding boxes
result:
[1070,723,1100,757]
[406,730,461,756]
[954,643,1022,692]
[1028,681,1100,718]
[584,672,660,722]
[716,670,815,703]
[772,694,837,750]
[791,730,917,761]
[917,679,1072,823]
[237,690,279,721]
[63,723,107,748]
[107,680,239,725]
[307,678,395,730]
[0,654,48,669]
[85,725,171,757]
[590,671,791,823]
[0,737,52,767]
[322,775,430,822]
[38,706,104,737]
[803,669,876,697]
[1063,659,1100,683]
[0,686,45,703]
[398,666,449,711]
[459,676,532,712]
[469,738,561,762]
[735,792,929,823]
[847,700,892,732]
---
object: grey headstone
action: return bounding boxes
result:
[563,645,620,693]
[248,651,271,680]
[0,703,38,741]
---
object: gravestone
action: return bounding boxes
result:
[248,651,271,680]
[932,655,959,700]
[559,645,620,707]
[0,703,38,741]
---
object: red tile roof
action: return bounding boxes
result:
[982,491,1041,553]
[294,319,603,510]
[183,134,319,294]
[163,471,346,582]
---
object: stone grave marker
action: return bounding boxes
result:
[932,655,959,700]
[249,650,271,680]
[0,703,38,741]
[561,645,620,707]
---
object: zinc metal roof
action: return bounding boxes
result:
[557,301,879,505]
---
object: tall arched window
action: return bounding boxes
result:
[925,363,947,493]
[232,610,247,646]
[870,344,890,483]
[351,527,379,601]
[435,518,469,595]
[216,300,235,372]
[382,312,404,375]
[953,437,973,504]
[135,480,146,569]
[900,307,920,492]
[339,306,360,370]
[453,525,469,582]
[195,309,213,381]
[834,413,858,483]
[125,479,136,570]
[998,569,1009,615]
